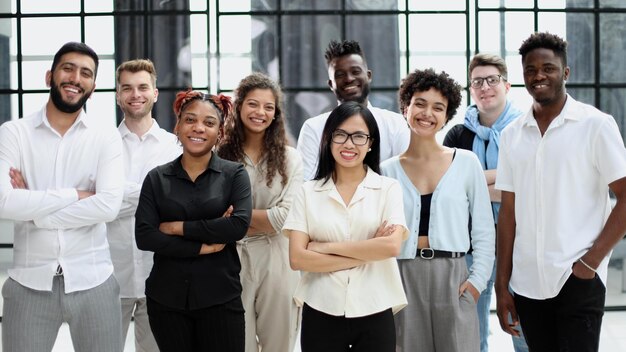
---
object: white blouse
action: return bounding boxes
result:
[283,168,408,317]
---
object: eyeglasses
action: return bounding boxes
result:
[470,74,505,89]
[331,130,371,146]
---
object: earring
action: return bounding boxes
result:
[368,148,372,152]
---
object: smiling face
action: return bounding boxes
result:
[327,54,372,104]
[238,88,276,136]
[330,113,371,172]
[522,47,570,106]
[174,100,222,158]
[405,88,449,137]
[469,65,510,116]
[116,70,158,120]
[46,52,96,113]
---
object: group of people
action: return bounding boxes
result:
[0,30,624,352]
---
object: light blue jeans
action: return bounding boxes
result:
[466,254,528,352]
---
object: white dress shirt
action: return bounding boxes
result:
[282,168,408,317]
[0,106,124,293]
[496,95,626,299]
[297,103,410,180]
[106,119,181,298]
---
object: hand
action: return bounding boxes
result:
[495,287,521,337]
[572,260,596,280]
[199,243,226,255]
[459,280,480,303]
[159,221,183,236]
[222,205,233,217]
[373,220,396,238]
[9,167,27,189]
[77,190,95,200]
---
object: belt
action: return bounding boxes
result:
[417,248,465,259]
[55,265,63,276]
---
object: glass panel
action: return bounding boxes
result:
[21,0,81,14]
[85,0,113,12]
[219,0,250,12]
[219,15,252,54]
[190,14,208,56]
[219,57,252,90]
[600,14,626,83]
[409,0,465,11]
[282,0,341,11]
[601,0,626,8]
[564,0,594,7]
[249,16,278,76]
[0,0,14,14]
[21,17,82,56]
[408,14,466,52]
[21,60,51,90]
[189,0,207,11]
[508,86,532,113]
[505,55,524,86]
[86,91,117,126]
[601,88,626,145]
[477,11,503,53]
[347,0,399,10]
[565,13,595,84]
[504,12,535,53]
[0,94,10,124]
[369,91,399,115]
[285,91,336,138]
[568,87,595,106]
[538,12,567,35]
[94,59,115,90]
[538,0,567,9]
[346,15,400,88]
[407,56,467,86]
[191,57,209,87]
[280,15,341,89]
[85,16,115,56]
[480,0,533,8]
[22,92,49,117]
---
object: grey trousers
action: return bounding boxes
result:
[2,274,123,352]
[238,235,300,352]
[395,256,480,352]
[121,297,159,352]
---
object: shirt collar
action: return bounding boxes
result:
[118,118,173,142]
[522,94,578,128]
[312,167,382,192]
[35,105,89,130]
[163,152,225,178]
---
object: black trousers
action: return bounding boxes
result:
[146,296,245,352]
[514,274,605,352]
[301,303,395,352]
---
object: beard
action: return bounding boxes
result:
[121,99,155,120]
[338,82,370,105]
[49,76,92,114]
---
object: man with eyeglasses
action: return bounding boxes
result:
[444,53,527,352]
[297,39,410,180]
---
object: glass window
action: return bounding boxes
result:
[21,17,82,56]
[20,0,80,14]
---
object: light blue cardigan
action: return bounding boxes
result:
[380,149,496,293]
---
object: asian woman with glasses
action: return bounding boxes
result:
[283,101,408,352]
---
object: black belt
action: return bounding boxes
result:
[417,248,465,259]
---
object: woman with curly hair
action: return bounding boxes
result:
[218,72,303,352]
[135,90,252,352]
[380,69,495,352]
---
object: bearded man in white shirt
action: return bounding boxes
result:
[0,42,125,352]
[296,39,410,180]
[106,59,181,352]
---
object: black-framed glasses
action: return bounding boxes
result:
[331,130,371,146]
[470,74,505,89]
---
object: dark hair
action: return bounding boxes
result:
[469,53,509,80]
[51,42,99,77]
[218,72,288,188]
[519,32,568,67]
[398,68,462,123]
[314,102,380,183]
[173,89,232,124]
[324,40,367,67]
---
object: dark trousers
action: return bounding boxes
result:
[301,303,395,352]
[514,274,605,352]
[146,296,245,352]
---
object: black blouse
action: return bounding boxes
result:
[135,153,252,310]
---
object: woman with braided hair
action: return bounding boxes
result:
[135,90,252,352]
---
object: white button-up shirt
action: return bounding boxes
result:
[106,119,181,298]
[283,168,408,317]
[496,95,626,299]
[297,103,410,181]
[0,106,124,293]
